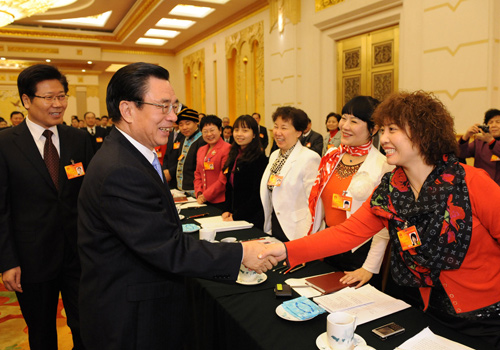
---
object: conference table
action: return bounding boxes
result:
[180,204,494,350]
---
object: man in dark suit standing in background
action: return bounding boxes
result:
[300,115,324,156]
[252,112,269,151]
[81,111,107,152]
[77,62,276,350]
[0,64,93,350]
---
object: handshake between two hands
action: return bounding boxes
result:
[241,242,287,274]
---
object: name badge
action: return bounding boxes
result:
[331,193,352,211]
[267,174,283,187]
[224,168,229,174]
[397,225,421,251]
[327,144,334,149]
[491,154,500,161]
[260,133,264,138]
[204,161,214,170]
[96,137,103,143]
[178,154,184,161]
[173,142,180,149]
[306,142,311,148]
[65,162,85,179]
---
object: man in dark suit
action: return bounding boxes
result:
[300,115,324,156]
[0,64,93,350]
[252,112,269,151]
[77,62,276,350]
[80,111,107,152]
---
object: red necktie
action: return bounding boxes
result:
[42,129,59,190]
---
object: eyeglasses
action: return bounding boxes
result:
[136,101,183,115]
[33,94,69,103]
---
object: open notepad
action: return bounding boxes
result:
[395,327,474,350]
[194,216,253,232]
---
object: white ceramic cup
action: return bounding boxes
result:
[221,237,237,243]
[238,264,258,283]
[327,312,357,350]
[199,228,216,242]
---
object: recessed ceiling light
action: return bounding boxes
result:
[135,38,168,46]
[195,0,230,3]
[169,5,215,18]
[46,59,51,62]
[39,10,112,27]
[0,57,6,60]
[145,29,180,39]
[82,69,86,72]
[87,61,92,64]
[156,18,195,29]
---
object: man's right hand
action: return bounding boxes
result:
[1,266,22,292]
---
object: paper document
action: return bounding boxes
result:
[395,327,474,350]
[195,216,253,232]
[313,284,410,325]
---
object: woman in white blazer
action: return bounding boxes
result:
[260,107,321,242]
[309,96,394,288]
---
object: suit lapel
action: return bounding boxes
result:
[13,122,57,191]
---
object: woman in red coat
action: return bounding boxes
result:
[194,115,231,210]
[261,91,500,348]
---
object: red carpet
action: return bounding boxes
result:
[0,281,73,350]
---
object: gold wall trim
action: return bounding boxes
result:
[225,22,264,59]
[271,75,295,83]
[270,0,301,32]
[270,48,295,57]
[433,87,487,100]
[423,39,488,57]
[315,0,345,12]
[0,28,116,42]
[424,0,468,12]
[102,48,172,56]
[7,46,59,54]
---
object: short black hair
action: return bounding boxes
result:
[200,114,222,130]
[17,64,68,108]
[484,109,500,124]
[10,111,23,119]
[271,106,308,133]
[342,96,380,133]
[106,62,170,123]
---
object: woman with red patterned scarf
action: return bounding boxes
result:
[262,91,500,348]
[309,96,394,288]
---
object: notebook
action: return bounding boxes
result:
[304,271,355,295]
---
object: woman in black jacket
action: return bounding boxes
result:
[222,115,268,229]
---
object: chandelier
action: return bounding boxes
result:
[0,0,58,27]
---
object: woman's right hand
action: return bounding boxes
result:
[222,212,233,221]
[462,124,480,141]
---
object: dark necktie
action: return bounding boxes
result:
[90,128,95,136]
[43,129,59,190]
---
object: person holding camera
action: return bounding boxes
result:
[459,108,500,186]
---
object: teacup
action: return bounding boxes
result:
[199,228,216,242]
[238,264,258,283]
[327,312,357,350]
[221,237,237,243]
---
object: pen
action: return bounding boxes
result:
[272,264,288,272]
[282,263,306,275]
[188,213,209,219]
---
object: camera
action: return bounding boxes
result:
[478,124,490,133]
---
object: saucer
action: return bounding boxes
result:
[179,214,185,220]
[182,223,200,233]
[275,304,317,322]
[316,332,366,350]
[236,273,267,285]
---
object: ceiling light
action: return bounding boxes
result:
[145,29,180,39]
[135,38,167,46]
[46,59,51,62]
[169,5,215,18]
[82,69,86,72]
[156,18,195,29]
[38,10,112,27]
[0,0,60,27]
[87,61,92,64]
[0,57,6,60]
